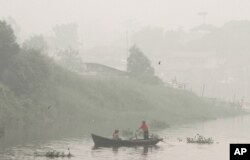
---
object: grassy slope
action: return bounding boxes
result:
[0,68,243,145]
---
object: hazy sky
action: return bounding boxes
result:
[1,0,250,47]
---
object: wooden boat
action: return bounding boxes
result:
[91,134,163,147]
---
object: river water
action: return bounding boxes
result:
[0,115,250,160]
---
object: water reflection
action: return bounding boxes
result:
[112,147,119,155]
[2,115,250,160]
[92,145,120,155]
[92,145,160,156]
[143,146,148,155]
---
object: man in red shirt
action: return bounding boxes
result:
[138,121,149,139]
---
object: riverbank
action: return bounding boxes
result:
[0,72,246,148]
[0,21,246,148]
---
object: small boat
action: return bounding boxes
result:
[91,134,163,147]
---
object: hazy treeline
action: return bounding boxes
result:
[130,20,250,55]
[0,21,244,147]
[127,20,250,101]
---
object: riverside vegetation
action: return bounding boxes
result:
[0,21,245,147]
[186,134,214,144]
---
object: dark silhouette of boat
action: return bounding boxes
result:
[91,134,163,147]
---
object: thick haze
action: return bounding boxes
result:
[0,0,249,153]
[1,0,250,47]
[1,0,250,102]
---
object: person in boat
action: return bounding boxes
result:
[138,121,149,140]
[113,129,121,140]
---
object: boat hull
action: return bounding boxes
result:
[91,134,162,147]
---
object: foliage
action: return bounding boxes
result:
[2,49,51,95]
[23,35,48,53]
[131,26,183,53]
[0,23,245,146]
[187,20,250,54]
[57,48,84,72]
[5,17,21,43]
[0,20,19,78]
[127,45,162,84]
[186,134,213,144]
[50,23,79,49]
[127,45,154,76]
[35,148,72,158]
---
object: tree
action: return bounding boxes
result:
[50,23,79,50]
[57,48,83,72]
[23,35,48,53]
[187,20,250,54]
[2,49,51,95]
[127,45,163,84]
[6,17,21,43]
[0,21,19,79]
[127,45,154,76]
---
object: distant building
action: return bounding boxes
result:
[79,63,128,77]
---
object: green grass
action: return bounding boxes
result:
[0,68,244,144]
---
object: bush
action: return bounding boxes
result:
[2,49,51,95]
[186,134,213,144]
[0,20,19,79]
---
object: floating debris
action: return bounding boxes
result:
[34,148,73,158]
[186,134,213,144]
